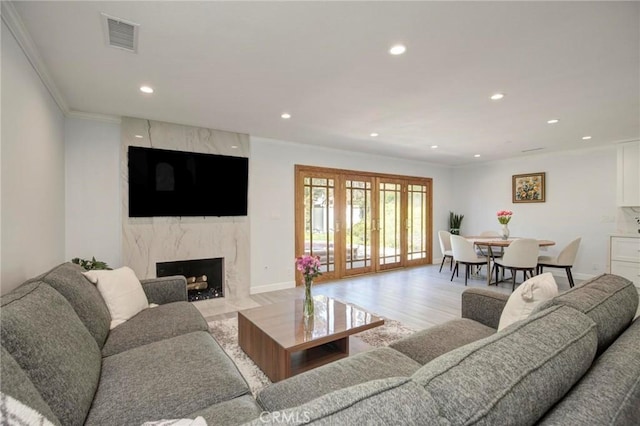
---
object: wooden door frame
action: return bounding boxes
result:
[295,165,433,284]
[405,178,433,267]
[342,173,376,277]
[294,166,339,284]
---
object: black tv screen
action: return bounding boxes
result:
[128,146,248,217]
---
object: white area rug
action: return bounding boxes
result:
[208,315,417,396]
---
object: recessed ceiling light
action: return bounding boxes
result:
[139,85,154,94]
[474,154,481,158]
[370,133,379,137]
[389,44,406,55]
[281,113,291,119]
[134,135,143,138]
[490,93,505,101]
[547,119,559,124]
[231,145,238,149]
[431,145,438,149]
[582,136,592,140]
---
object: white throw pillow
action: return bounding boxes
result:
[497,272,558,331]
[0,393,56,426]
[83,266,149,329]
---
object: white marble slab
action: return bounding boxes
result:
[121,117,251,300]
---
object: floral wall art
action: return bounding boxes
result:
[512,172,545,203]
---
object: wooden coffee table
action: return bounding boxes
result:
[238,295,384,382]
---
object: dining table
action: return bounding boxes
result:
[464,236,556,286]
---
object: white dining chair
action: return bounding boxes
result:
[492,238,539,291]
[438,230,454,273]
[537,237,581,288]
[450,235,487,286]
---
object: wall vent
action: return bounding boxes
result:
[101,13,139,53]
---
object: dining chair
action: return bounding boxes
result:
[537,237,581,288]
[492,238,539,291]
[450,235,487,286]
[438,230,454,273]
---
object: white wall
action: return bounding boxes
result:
[452,146,619,279]
[65,116,121,268]
[249,136,455,293]
[1,22,65,294]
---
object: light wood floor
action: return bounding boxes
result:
[199,263,579,330]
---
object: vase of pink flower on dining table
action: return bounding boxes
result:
[497,210,513,240]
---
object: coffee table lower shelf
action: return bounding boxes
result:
[289,338,349,377]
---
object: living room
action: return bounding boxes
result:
[2,2,640,425]
[2,1,638,298]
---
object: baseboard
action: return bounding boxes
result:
[250,281,295,295]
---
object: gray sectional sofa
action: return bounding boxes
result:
[2,263,639,425]
[0,262,263,425]
[253,273,640,425]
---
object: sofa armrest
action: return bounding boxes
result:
[461,288,509,330]
[140,276,188,304]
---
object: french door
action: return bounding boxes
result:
[295,166,432,284]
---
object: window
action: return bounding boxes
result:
[295,165,432,283]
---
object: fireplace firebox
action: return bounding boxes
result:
[156,258,223,302]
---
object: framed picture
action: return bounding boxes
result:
[512,172,545,203]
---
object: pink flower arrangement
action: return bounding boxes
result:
[497,210,513,224]
[295,254,322,281]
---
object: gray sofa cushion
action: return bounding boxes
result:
[1,282,102,426]
[410,305,597,425]
[0,348,60,426]
[532,273,638,354]
[189,395,263,426]
[247,377,437,425]
[538,316,640,425]
[389,318,495,365]
[101,301,208,357]
[85,331,251,426]
[461,288,510,329]
[141,276,188,304]
[34,262,111,348]
[257,347,421,411]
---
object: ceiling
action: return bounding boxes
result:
[8,1,640,166]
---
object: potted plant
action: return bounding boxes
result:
[71,256,111,270]
[449,211,464,235]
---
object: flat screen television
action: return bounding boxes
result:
[128,146,248,217]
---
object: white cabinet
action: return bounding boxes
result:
[610,236,640,288]
[616,141,640,206]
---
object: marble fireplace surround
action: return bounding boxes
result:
[121,117,251,302]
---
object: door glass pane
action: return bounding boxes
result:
[379,182,402,265]
[407,184,428,260]
[303,177,335,273]
[345,179,372,270]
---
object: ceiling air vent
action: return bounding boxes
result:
[101,13,139,53]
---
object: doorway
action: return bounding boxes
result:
[295,165,432,284]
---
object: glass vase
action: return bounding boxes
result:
[501,224,510,240]
[303,277,314,318]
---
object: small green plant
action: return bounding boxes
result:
[71,256,111,270]
[449,211,464,235]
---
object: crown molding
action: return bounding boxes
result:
[66,110,122,124]
[1,1,69,114]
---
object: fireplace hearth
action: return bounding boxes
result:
[156,258,223,302]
